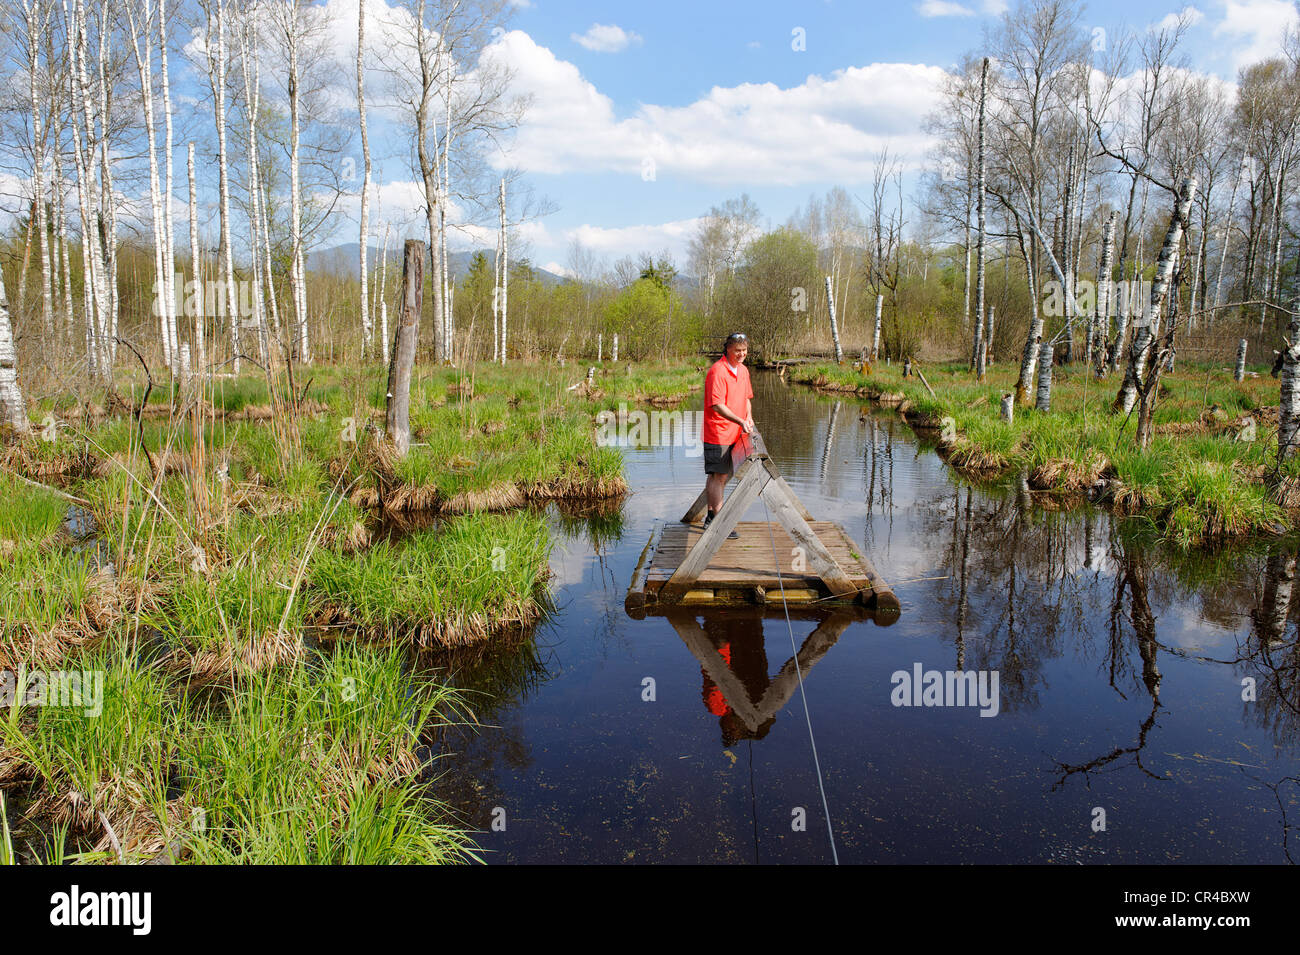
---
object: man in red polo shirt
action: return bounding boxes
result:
[701,332,755,537]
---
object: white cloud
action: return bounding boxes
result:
[483,32,947,186]
[542,261,572,277]
[1155,6,1206,32]
[917,1,976,16]
[981,0,1009,14]
[1213,0,1299,72]
[564,218,705,265]
[570,23,643,53]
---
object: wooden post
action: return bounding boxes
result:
[915,365,937,398]
[385,239,424,457]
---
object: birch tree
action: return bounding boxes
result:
[972,56,989,379]
[357,0,372,356]
[0,273,30,434]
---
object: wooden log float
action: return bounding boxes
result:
[624,519,664,618]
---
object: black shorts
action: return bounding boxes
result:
[703,441,738,475]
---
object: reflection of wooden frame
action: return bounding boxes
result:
[626,433,900,615]
[666,610,856,733]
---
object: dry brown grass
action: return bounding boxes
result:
[315,598,546,650]
[0,568,122,671]
[29,772,198,861]
[940,437,1009,474]
[1030,451,1112,492]
[441,482,526,514]
[173,629,305,686]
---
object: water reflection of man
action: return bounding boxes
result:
[700,615,774,746]
[701,333,755,541]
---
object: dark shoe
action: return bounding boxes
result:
[703,511,740,540]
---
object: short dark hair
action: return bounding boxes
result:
[723,332,748,350]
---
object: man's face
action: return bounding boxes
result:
[727,341,748,364]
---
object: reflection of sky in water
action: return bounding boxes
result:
[435,373,1300,864]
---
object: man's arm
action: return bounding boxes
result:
[711,402,753,433]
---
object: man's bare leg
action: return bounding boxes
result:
[705,471,730,517]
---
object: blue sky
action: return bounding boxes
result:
[412,0,1294,274]
[33,0,1287,278]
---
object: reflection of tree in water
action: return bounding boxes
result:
[1244,547,1300,747]
[911,477,1184,782]
[1052,533,1165,789]
[1239,549,1300,863]
[919,483,1083,712]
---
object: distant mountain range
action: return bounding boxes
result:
[308,243,568,286]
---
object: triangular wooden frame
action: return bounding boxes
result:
[663,436,859,603]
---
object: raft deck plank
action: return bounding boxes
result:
[630,520,898,611]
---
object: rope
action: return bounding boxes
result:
[762,496,839,865]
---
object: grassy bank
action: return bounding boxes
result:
[0,358,703,862]
[791,359,1297,547]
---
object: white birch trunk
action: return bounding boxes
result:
[825,275,842,362]
[1278,296,1300,465]
[215,0,240,372]
[871,293,883,361]
[972,57,988,380]
[1213,158,1245,311]
[97,0,118,362]
[962,178,971,332]
[188,142,205,376]
[159,0,178,375]
[1115,178,1197,416]
[1035,343,1054,412]
[498,177,508,366]
[68,0,111,378]
[25,0,54,340]
[0,271,30,433]
[1094,212,1116,376]
[357,0,371,357]
[1013,228,1042,404]
[492,224,501,362]
[378,222,390,365]
[127,0,172,373]
[287,0,309,364]
[240,17,272,363]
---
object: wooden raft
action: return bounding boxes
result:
[625,433,900,616]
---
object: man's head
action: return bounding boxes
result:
[723,332,748,364]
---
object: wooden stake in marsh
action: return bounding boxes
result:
[385,239,425,457]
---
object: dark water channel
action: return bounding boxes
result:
[433,370,1300,864]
